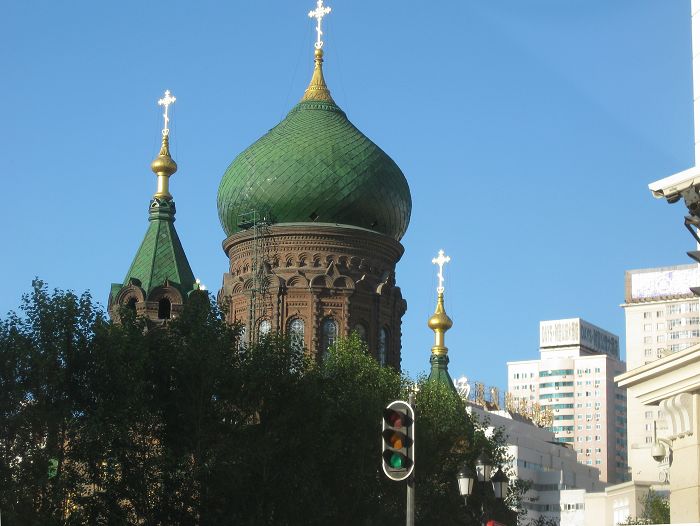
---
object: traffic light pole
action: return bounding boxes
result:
[406,475,415,526]
[406,392,415,526]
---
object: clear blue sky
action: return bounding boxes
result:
[1,1,696,390]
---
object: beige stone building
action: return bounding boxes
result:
[508,319,627,483]
[621,264,700,484]
[617,345,700,523]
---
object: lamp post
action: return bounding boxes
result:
[457,455,509,525]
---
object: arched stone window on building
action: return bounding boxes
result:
[378,327,389,366]
[158,298,171,320]
[237,325,247,351]
[321,318,338,358]
[258,319,271,338]
[353,323,367,343]
[287,318,305,351]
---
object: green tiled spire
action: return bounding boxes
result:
[110,95,196,306]
[117,198,196,298]
[217,49,412,241]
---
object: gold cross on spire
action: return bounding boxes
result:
[432,249,451,294]
[158,90,176,136]
[308,0,332,50]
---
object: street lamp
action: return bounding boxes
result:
[475,453,492,482]
[457,465,475,504]
[457,457,510,524]
[490,468,509,500]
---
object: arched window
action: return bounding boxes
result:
[126,298,137,311]
[287,318,305,351]
[158,298,171,320]
[378,327,389,366]
[353,323,367,343]
[321,318,338,358]
[258,319,271,338]
[237,325,247,351]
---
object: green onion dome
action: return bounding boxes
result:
[217,49,412,241]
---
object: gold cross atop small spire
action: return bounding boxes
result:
[308,0,331,50]
[152,90,178,199]
[428,249,453,356]
[301,0,334,103]
[432,249,451,293]
[158,90,176,136]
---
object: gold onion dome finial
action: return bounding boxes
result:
[301,48,335,103]
[303,0,334,103]
[151,90,178,200]
[428,250,453,356]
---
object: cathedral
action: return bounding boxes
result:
[108,2,415,370]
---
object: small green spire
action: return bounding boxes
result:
[109,91,196,312]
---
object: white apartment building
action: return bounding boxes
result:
[507,319,627,483]
[467,403,604,526]
[622,264,700,483]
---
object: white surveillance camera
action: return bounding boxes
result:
[649,165,700,214]
[651,442,667,462]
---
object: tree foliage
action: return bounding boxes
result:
[0,281,520,525]
[619,490,670,525]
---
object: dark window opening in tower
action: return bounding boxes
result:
[126,298,137,311]
[158,298,172,320]
[321,317,338,358]
[378,327,388,366]
[287,318,305,351]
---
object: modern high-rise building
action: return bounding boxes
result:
[621,263,700,483]
[507,318,628,483]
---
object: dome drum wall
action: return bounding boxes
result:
[218,223,407,367]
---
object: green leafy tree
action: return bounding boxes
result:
[0,282,527,525]
[618,490,670,525]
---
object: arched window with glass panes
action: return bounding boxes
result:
[321,317,338,358]
[287,318,305,351]
[258,319,271,339]
[378,327,389,366]
[237,325,247,351]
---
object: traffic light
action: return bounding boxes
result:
[382,400,415,481]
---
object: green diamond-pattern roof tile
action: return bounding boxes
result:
[118,202,196,298]
[218,97,412,240]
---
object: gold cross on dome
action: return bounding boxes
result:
[431,249,451,293]
[158,90,176,136]
[308,0,332,49]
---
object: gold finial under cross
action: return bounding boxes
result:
[158,90,176,136]
[432,249,451,293]
[308,0,332,50]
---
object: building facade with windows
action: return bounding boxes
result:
[507,318,628,483]
[467,403,604,526]
[621,264,700,483]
